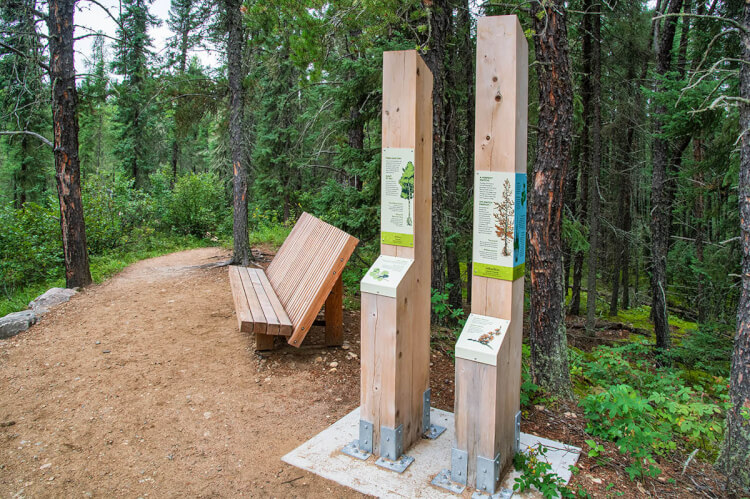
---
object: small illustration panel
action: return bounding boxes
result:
[360,255,414,298]
[381,148,415,247]
[455,313,511,366]
[472,171,527,280]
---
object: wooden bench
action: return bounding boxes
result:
[229,213,359,350]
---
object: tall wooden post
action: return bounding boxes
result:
[451,16,528,495]
[343,50,437,472]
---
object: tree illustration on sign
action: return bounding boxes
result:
[494,178,514,256]
[399,161,415,226]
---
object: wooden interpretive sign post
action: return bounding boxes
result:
[437,16,528,496]
[342,50,442,473]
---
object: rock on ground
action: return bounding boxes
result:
[0,310,37,339]
[28,288,77,314]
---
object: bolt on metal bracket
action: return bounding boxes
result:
[375,453,414,473]
[341,440,371,460]
[475,453,501,495]
[379,424,404,461]
[359,419,373,454]
[431,469,466,494]
[451,447,468,485]
[422,388,446,439]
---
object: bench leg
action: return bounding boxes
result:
[255,332,275,351]
[324,274,344,347]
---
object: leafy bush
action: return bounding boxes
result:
[513,444,587,498]
[82,171,159,253]
[0,202,62,290]
[431,284,465,327]
[165,172,225,237]
[579,342,730,480]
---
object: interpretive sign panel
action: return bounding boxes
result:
[360,255,413,298]
[381,147,416,247]
[455,313,510,366]
[472,171,527,280]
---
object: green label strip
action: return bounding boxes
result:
[473,262,525,281]
[381,232,414,248]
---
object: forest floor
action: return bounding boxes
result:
[0,248,726,498]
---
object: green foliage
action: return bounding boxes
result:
[513,444,587,498]
[670,323,733,376]
[247,208,292,248]
[0,202,62,291]
[577,341,730,480]
[164,172,225,237]
[431,284,466,326]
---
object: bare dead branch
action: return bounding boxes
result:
[77,0,124,30]
[0,130,53,148]
[653,13,748,33]
[0,41,50,72]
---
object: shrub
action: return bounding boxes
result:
[165,172,225,237]
[0,202,62,290]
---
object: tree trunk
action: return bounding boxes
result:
[715,3,750,489]
[528,0,574,397]
[650,0,684,351]
[571,0,592,316]
[422,0,450,322]
[585,0,602,333]
[225,0,251,265]
[47,0,92,288]
[462,0,474,306]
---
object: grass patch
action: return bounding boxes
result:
[248,223,292,248]
[0,231,213,318]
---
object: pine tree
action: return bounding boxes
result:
[112,0,160,188]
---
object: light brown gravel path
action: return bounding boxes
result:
[0,247,367,498]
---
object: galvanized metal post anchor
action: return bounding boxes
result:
[341,419,372,461]
[476,453,501,495]
[374,424,414,473]
[470,489,514,499]
[422,389,447,440]
[431,447,468,494]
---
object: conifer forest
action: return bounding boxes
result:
[2,0,750,496]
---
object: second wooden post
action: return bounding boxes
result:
[450,16,528,495]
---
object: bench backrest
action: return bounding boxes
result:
[266,212,359,346]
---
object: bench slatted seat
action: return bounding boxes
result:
[229,213,359,350]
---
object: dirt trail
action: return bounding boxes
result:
[0,248,368,498]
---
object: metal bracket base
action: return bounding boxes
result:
[451,448,468,485]
[380,424,404,461]
[471,489,514,499]
[476,453,501,494]
[341,440,371,460]
[423,423,447,440]
[359,419,374,453]
[375,454,414,473]
[514,410,521,454]
[431,469,466,494]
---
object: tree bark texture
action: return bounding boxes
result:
[571,0,592,316]
[423,0,450,322]
[47,0,93,289]
[462,0,474,305]
[225,0,251,265]
[528,0,574,397]
[715,2,750,491]
[650,0,684,351]
[585,0,602,333]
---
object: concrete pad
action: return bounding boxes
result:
[282,407,581,498]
